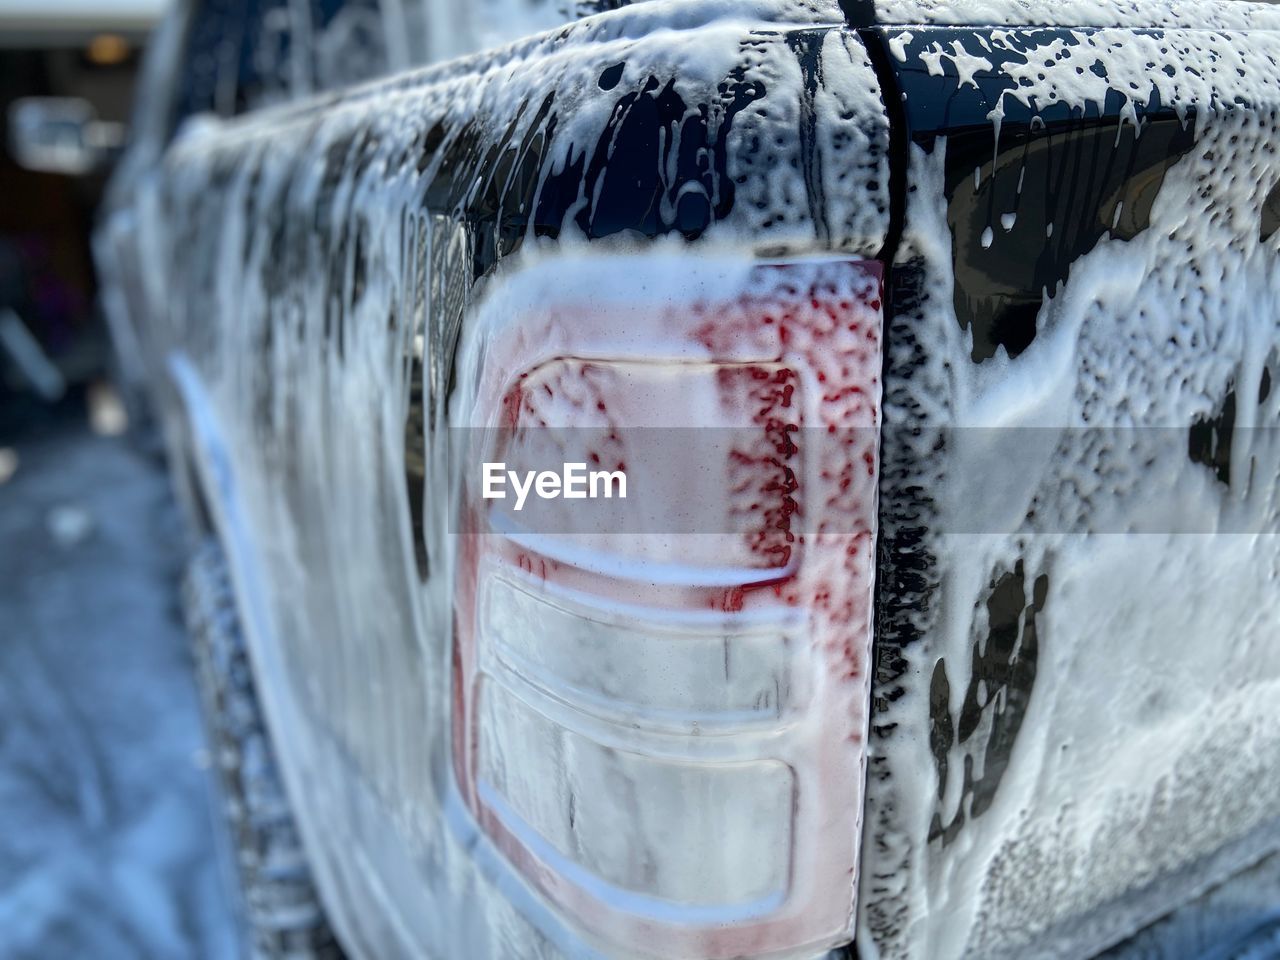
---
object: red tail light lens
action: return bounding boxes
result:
[453,256,883,958]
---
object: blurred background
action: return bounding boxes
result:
[0,1,241,956]
[0,0,152,431]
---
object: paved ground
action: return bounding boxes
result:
[0,410,238,959]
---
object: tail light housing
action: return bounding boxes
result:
[453,255,883,958]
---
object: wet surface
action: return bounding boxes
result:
[0,414,237,958]
[927,560,1047,846]
[875,26,1200,364]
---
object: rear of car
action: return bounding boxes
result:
[98,1,1280,957]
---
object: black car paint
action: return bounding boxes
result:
[853,22,1255,953]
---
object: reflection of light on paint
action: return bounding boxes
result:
[87,34,130,67]
[88,380,128,436]
[0,448,16,485]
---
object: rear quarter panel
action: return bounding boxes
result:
[861,18,1280,960]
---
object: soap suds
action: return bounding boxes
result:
[861,17,1280,960]
[104,4,890,958]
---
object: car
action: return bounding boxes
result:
[96,0,1280,957]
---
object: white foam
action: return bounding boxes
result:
[861,20,1280,960]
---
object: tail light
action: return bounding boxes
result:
[453,255,883,958]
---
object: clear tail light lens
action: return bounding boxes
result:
[453,256,883,958]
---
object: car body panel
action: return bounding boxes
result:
[115,5,890,956]
[862,20,1280,960]
[97,1,1280,957]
